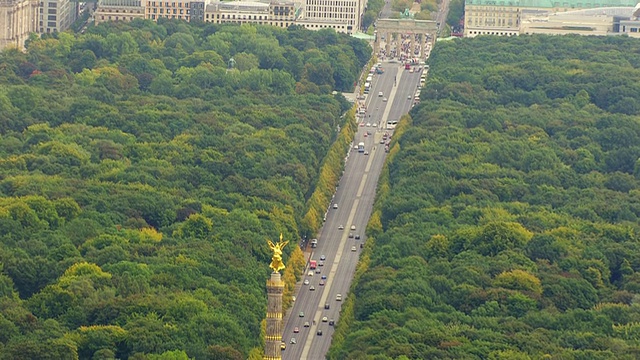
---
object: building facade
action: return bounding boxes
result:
[39,0,76,34]
[464,0,639,37]
[0,0,38,50]
[94,0,144,24]
[145,0,192,21]
[297,0,366,33]
[204,0,298,27]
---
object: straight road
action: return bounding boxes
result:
[281,63,423,360]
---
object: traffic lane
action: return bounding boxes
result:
[286,62,398,358]
[310,231,361,355]
[311,150,389,356]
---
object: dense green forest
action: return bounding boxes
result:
[0,20,369,359]
[329,35,640,359]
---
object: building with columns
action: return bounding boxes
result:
[0,0,38,50]
[204,0,299,27]
[94,0,144,24]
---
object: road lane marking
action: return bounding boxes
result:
[299,197,361,360]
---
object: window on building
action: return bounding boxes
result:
[47,21,56,26]
[48,15,56,20]
[47,2,56,7]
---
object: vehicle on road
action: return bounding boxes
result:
[366,123,371,127]
[351,246,357,252]
[320,255,326,260]
[317,330,323,336]
[373,123,378,127]
[383,98,387,102]
[321,275,327,279]
[310,260,317,269]
[408,95,411,99]
[336,294,342,301]
[378,91,383,97]
[294,327,299,333]
[325,303,330,309]
[349,233,354,238]
[364,151,369,155]
[329,319,335,326]
[316,268,321,274]
[299,312,304,317]
[338,224,344,230]
[333,203,338,209]
[351,225,356,230]
[310,286,315,291]
[318,261,324,266]
[303,279,309,285]
[308,271,313,276]
[319,280,325,286]
[290,338,296,344]
[281,342,286,350]
[304,321,310,327]
[310,238,317,248]
[322,317,328,322]
[355,234,361,239]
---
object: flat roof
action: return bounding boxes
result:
[465,0,638,8]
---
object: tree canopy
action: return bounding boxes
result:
[0,20,369,359]
[328,35,640,359]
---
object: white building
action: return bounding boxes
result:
[94,0,144,24]
[204,0,299,27]
[39,0,77,34]
[0,0,39,50]
[296,0,366,34]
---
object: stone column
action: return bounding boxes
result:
[264,272,285,360]
[385,31,391,56]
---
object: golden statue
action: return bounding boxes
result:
[268,234,289,273]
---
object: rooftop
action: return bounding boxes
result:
[466,0,638,8]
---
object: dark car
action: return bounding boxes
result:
[348,233,354,238]
[329,319,335,326]
[355,234,361,240]
[325,303,330,309]
[317,330,323,336]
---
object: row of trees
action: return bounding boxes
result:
[328,35,640,359]
[0,20,369,359]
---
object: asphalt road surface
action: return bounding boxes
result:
[281,63,423,360]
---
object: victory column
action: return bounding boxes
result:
[264,235,288,360]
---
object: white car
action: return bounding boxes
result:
[378,92,383,97]
[366,123,371,127]
[336,294,342,301]
[382,98,387,102]
[333,204,338,209]
[303,279,310,285]
[351,246,357,252]
[338,225,344,230]
[373,123,378,127]
[350,225,356,230]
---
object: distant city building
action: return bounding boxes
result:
[204,0,299,27]
[189,0,206,21]
[464,0,639,37]
[145,0,192,21]
[296,0,366,33]
[39,0,77,34]
[94,0,144,24]
[0,0,38,50]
